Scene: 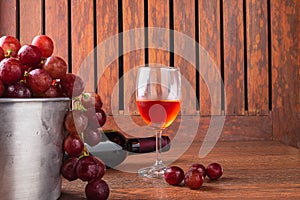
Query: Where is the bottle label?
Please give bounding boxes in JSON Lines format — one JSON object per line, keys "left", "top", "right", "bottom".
{"left": 139, "top": 136, "right": 170, "bottom": 153}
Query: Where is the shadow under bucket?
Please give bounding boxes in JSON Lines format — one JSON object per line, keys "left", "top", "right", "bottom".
{"left": 0, "top": 98, "right": 70, "bottom": 200}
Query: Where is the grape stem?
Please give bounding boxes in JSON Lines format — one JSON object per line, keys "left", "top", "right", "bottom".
{"left": 72, "top": 95, "right": 87, "bottom": 111}
{"left": 5, "top": 49, "right": 12, "bottom": 57}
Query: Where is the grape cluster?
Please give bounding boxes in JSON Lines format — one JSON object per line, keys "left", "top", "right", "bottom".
{"left": 164, "top": 162, "right": 223, "bottom": 190}
{"left": 62, "top": 92, "right": 109, "bottom": 200}
{"left": 0, "top": 35, "right": 84, "bottom": 98}
{"left": 0, "top": 34, "right": 109, "bottom": 199}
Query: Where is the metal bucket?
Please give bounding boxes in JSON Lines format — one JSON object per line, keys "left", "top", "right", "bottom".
{"left": 0, "top": 98, "right": 70, "bottom": 200}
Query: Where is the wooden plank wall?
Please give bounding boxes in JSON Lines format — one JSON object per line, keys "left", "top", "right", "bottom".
{"left": 0, "top": 0, "right": 299, "bottom": 147}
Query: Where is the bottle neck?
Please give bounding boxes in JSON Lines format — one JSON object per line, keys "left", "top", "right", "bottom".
{"left": 102, "top": 130, "right": 171, "bottom": 154}
{"left": 127, "top": 136, "right": 170, "bottom": 153}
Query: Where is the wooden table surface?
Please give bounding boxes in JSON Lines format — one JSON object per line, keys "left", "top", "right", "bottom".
{"left": 60, "top": 141, "right": 300, "bottom": 200}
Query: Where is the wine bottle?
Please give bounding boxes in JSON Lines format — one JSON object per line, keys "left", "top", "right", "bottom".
{"left": 86, "top": 140, "right": 127, "bottom": 168}
{"left": 86, "top": 130, "right": 171, "bottom": 168}
{"left": 102, "top": 130, "right": 171, "bottom": 153}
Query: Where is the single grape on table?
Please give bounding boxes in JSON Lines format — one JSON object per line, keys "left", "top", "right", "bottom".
{"left": 184, "top": 169, "right": 204, "bottom": 190}
{"left": 164, "top": 166, "right": 185, "bottom": 186}
{"left": 206, "top": 162, "right": 223, "bottom": 180}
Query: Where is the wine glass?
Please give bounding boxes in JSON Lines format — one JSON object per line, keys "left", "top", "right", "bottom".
{"left": 135, "top": 65, "right": 181, "bottom": 178}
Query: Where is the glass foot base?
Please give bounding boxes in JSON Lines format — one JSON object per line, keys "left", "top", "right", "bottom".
{"left": 138, "top": 161, "right": 166, "bottom": 178}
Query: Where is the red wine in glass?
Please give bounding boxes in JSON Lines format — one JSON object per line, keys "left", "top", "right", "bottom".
{"left": 136, "top": 100, "right": 180, "bottom": 128}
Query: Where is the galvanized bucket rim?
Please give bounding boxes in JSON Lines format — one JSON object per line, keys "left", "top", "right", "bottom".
{"left": 0, "top": 97, "right": 70, "bottom": 103}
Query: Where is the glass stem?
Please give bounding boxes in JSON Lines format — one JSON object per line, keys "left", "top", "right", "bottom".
{"left": 155, "top": 128, "right": 164, "bottom": 167}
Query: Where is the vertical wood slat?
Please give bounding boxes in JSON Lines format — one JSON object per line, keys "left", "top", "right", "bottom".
{"left": 173, "top": 0, "right": 197, "bottom": 115}
{"left": 199, "top": 0, "right": 222, "bottom": 115}
{"left": 246, "top": 0, "right": 269, "bottom": 115}
{"left": 223, "top": 0, "right": 245, "bottom": 115}
{"left": 0, "top": 0, "right": 17, "bottom": 37}
{"left": 148, "top": 0, "right": 170, "bottom": 66}
{"left": 45, "top": 0, "right": 68, "bottom": 66}
{"left": 271, "top": 0, "right": 300, "bottom": 113}
{"left": 19, "top": 0, "right": 42, "bottom": 44}
{"left": 271, "top": 0, "right": 300, "bottom": 148}
{"left": 71, "top": 0, "right": 95, "bottom": 92}
{"left": 122, "top": 0, "right": 145, "bottom": 115}
{"left": 96, "top": 0, "right": 119, "bottom": 115}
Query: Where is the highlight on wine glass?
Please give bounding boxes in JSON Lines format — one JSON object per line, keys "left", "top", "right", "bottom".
{"left": 135, "top": 65, "right": 181, "bottom": 178}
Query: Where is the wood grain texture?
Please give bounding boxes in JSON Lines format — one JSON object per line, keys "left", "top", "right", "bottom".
{"left": 271, "top": 0, "right": 300, "bottom": 148}
{"left": 0, "top": 0, "right": 17, "bottom": 36}
{"left": 173, "top": 0, "right": 197, "bottom": 115}
{"left": 199, "top": 0, "right": 222, "bottom": 115}
{"left": 19, "top": 0, "right": 42, "bottom": 44}
{"left": 246, "top": 0, "right": 269, "bottom": 115}
{"left": 122, "top": 0, "right": 145, "bottom": 115}
{"left": 71, "top": 0, "right": 95, "bottom": 91}
{"left": 148, "top": 0, "right": 170, "bottom": 66}
{"left": 96, "top": 0, "right": 119, "bottom": 115}
{"left": 45, "top": 0, "right": 69, "bottom": 66}
{"left": 60, "top": 141, "right": 300, "bottom": 199}
{"left": 223, "top": 0, "right": 245, "bottom": 115}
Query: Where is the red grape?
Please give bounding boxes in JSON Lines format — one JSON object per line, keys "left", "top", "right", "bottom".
{"left": 26, "top": 68, "right": 52, "bottom": 94}
{"left": 83, "top": 127, "right": 102, "bottom": 147}
{"left": 81, "top": 92, "right": 103, "bottom": 109}
{"left": 0, "top": 58, "right": 23, "bottom": 85}
{"left": 164, "top": 166, "right": 185, "bottom": 186}
{"left": 43, "top": 85, "right": 59, "bottom": 97}
{"left": 95, "top": 109, "right": 107, "bottom": 127}
{"left": 0, "top": 47, "right": 4, "bottom": 61}
{"left": 42, "top": 56, "right": 67, "bottom": 79}
{"left": 17, "top": 44, "right": 42, "bottom": 67}
{"left": 51, "top": 80, "right": 65, "bottom": 97}
{"left": 31, "top": 35, "right": 54, "bottom": 58}
{"left": 5, "top": 82, "right": 32, "bottom": 98}
{"left": 60, "top": 73, "right": 85, "bottom": 98}
{"left": 61, "top": 157, "right": 79, "bottom": 181}
{"left": 76, "top": 155, "right": 100, "bottom": 182}
{"left": 92, "top": 156, "right": 106, "bottom": 179}
{"left": 86, "top": 107, "right": 107, "bottom": 128}
{"left": 0, "top": 80, "right": 4, "bottom": 96}
{"left": 206, "top": 163, "right": 223, "bottom": 180}
{"left": 0, "top": 35, "right": 21, "bottom": 57}
{"left": 188, "top": 163, "right": 206, "bottom": 178}
{"left": 184, "top": 169, "right": 204, "bottom": 190}
{"left": 64, "top": 110, "right": 88, "bottom": 134}
{"left": 63, "top": 134, "right": 84, "bottom": 157}
{"left": 85, "top": 178, "right": 110, "bottom": 200}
